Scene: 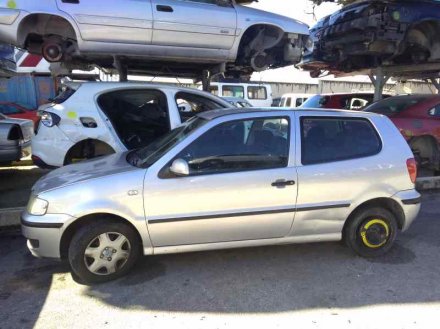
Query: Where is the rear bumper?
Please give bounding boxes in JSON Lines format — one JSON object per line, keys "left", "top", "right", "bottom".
{"left": 392, "top": 189, "right": 422, "bottom": 232}
{"left": 21, "top": 211, "right": 75, "bottom": 259}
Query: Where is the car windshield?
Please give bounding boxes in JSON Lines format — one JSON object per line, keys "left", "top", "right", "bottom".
{"left": 0, "top": 104, "right": 24, "bottom": 115}
{"left": 127, "top": 116, "right": 208, "bottom": 168}
{"left": 300, "top": 95, "right": 329, "bottom": 108}
{"left": 364, "top": 96, "right": 429, "bottom": 115}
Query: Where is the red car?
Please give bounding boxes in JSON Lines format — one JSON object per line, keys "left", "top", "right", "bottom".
{"left": 365, "top": 95, "right": 440, "bottom": 171}
{"left": 0, "top": 102, "right": 39, "bottom": 125}
{"left": 300, "top": 93, "right": 391, "bottom": 111}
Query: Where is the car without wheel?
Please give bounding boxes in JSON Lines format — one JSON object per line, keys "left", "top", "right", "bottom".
{"left": 0, "top": 113, "right": 33, "bottom": 165}
{"left": 364, "top": 94, "right": 440, "bottom": 171}
{"left": 22, "top": 108, "right": 421, "bottom": 284}
{"left": 0, "top": 0, "right": 310, "bottom": 81}
{"left": 31, "top": 82, "right": 232, "bottom": 168}
{"left": 299, "top": 0, "right": 440, "bottom": 78}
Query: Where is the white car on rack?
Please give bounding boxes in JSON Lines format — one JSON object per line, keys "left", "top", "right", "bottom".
{"left": 32, "top": 82, "right": 231, "bottom": 168}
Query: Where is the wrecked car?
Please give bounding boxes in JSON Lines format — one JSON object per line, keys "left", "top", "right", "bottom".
{"left": 0, "top": 0, "right": 309, "bottom": 81}
{"left": 31, "top": 82, "right": 232, "bottom": 168}
{"left": 299, "top": 0, "right": 440, "bottom": 77}
{"left": 365, "top": 94, "right": 440, "bottom": 172}
{"left": 0, "top": 113, "right": 33, "bottom": 165}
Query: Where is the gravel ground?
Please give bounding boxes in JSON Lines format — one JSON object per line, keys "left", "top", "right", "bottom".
{"left": 0, "top": 192, "right": 439, "bottom": 329}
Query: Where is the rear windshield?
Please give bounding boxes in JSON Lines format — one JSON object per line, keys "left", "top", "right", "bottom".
{"left": 52, "top": 87, "right": 77, "bottom": 104}
{"left": 300, "top": 95, "right": 329, "bottom": 108}
{"left": 365, "top": 96, "right": 429, "bottom": 115}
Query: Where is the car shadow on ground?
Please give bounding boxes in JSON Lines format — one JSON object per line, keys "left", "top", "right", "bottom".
{"left": 82, "top": 192, "right": 440, "bottom": 313}
{"left": 0, "top": 192, "right": 438, "bottom": 329}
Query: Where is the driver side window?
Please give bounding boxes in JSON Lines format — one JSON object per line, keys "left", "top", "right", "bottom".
{"left": 175, "top": 117, "right": 290, "bottom": 176}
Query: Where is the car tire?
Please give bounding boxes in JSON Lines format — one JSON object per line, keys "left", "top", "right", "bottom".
{"left": 344, "top": 207, "right": 398, "bottom": 258}
{"left": 68, "top": 221, "right": 141, "bottom": 285}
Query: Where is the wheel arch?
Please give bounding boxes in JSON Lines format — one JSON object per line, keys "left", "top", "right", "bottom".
{"left": 343, "top": 197, "right": 406, "bottom": 240}
{"left": 17, "top": 13, "right": 79, "bottom": 47}
{"left": 59, "top": 213, "right": 143, "bottom": 259}
{"left": 63, "top": 138, "right": 116, "bottom": 165}
{"left": 238, "top": 23, "right": 285, "bottom": 49}
{"left": 404, "top": 19, "right": 440, "bottom": 51}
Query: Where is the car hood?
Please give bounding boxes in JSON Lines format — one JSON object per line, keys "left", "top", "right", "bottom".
{"left": 32, "top": 152, "right": 142, "bottom": 194}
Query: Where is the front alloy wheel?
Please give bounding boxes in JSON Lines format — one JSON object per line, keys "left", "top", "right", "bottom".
{"left": 68, "top": 221, "right": 141, "bottom": 284}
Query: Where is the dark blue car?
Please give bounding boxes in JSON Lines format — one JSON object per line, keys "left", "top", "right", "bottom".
{"left": 299, "top": 0, "right": 440, "bottom": 77}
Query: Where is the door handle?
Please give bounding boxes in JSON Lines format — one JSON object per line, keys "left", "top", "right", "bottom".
{"left": 157, "top": 5, "right": 174, "bottom": 12}
{"left": 271, "top": 180, "right": 296, "bottom": 187}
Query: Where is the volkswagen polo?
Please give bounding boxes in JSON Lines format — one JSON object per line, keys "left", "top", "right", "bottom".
{"left": 22, "top": 108, "right": 421, "bottom": 284}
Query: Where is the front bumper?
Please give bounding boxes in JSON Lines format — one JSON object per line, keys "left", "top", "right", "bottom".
{"left": 32, "top": 125, "right": 74, "bottom": 167}
{"left": 392, "top": 189, "right": 422, "bottom": 232}
{"left": 21, "top": 211, "right": 75, "bottom": 259}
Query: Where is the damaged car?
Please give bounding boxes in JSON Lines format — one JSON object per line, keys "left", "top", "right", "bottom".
{"left": 0, "top": 113, "right": 33, "bottom": 165}
{"left": 31, "top": 82, "right": 232, "bottom": 168}
{"left": 364, "top": 94, "right": 440, "bottom": 172}
{"left": 299, "top": 0, "right": 440, "bottom": 77}
{"left": 0, "top": 0, "right": 309, "bottom": 81}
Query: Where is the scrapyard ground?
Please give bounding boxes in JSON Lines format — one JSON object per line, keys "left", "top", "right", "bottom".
{"left": 0, "top": 191, "right": 439, "bottom": 329}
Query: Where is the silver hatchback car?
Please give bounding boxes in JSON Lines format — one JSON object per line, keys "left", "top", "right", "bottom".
{"left": 22, "top": 108, "right": 421, "bottom": 284}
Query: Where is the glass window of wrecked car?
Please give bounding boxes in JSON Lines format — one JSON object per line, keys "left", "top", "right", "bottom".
{"left": 128, "top": 116, "right": 208, "bottom": 168}
{"left": 168, "top": 116, "right": 290, "bottom": 176}
{"left": 222, "top": 85, "right": 244, "bottom": 98}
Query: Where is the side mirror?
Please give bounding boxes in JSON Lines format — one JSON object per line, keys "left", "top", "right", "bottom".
{"left": 170, "top": 158, "right": 189, "bottom": 176}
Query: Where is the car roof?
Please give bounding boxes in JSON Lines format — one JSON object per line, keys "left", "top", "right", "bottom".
{"left": 65, "top": 81, "right": 230, "bottom": 101}
{"left": 197, "top": 107, "right": 379, "bottom": 120}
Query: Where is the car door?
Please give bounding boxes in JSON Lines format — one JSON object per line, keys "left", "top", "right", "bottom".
{"left": 151, "top": 0, "right": 237, "bottom": 49}
{"left": 143, "top": 114, "right": 297, "bottom": 247}
{"left": 56, "top": 0, "right": 153, "bottom": 44}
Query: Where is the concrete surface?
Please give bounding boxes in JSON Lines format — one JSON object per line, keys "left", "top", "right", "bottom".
{"left": 0, "top": 191, "right": 439, "bottom": 329}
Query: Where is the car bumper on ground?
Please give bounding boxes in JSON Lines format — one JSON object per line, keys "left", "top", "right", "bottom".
{"left": 392, "top": 189, "right": 422, "bottom": 232}
{"left": 21, "top": 211, "right": 75, "bottom": 259}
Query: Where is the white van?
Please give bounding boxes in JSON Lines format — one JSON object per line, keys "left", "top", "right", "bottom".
{"left": 280, "top": 93, "right": 311, "bottom": 108}
{"left": 207, "top": 82, "right": 273, "bottom": 107}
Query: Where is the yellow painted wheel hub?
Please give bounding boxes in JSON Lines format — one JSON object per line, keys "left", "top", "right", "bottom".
{"left": 360, "top": 219, "right": 390, "bottom": 249}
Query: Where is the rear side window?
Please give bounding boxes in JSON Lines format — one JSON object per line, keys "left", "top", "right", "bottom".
{"left": 301, "top": 117, "right": 381, "bottom": 165}
{"left": 222, "top": 85, "right": 244, "bottom": 98}
{"left": 248, "top": 86, "right": 267, "bottom": 100}
{"left": 0, "top": 104, "right": 24, "bottom": 115}
{"left": 52, "top": 87, "right": 76, "bottom": 104}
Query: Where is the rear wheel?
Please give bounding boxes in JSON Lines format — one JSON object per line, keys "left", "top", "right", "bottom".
{"left": 344, "top": 207, "right": 398, "bottom": 258}
{"left": 68, "top": 221, "right": 141, "bottom": 284}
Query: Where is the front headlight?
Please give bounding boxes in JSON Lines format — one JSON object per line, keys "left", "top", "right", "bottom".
{"left": 27, "top": 196, "right": 49, "bottom": 216}
{"left": 41, "top": 112, "right": 61, "bottom": 127}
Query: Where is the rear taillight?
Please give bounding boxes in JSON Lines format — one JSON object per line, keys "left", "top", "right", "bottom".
{"left": 406, "top": 158, "right": 417, "bottom": 184}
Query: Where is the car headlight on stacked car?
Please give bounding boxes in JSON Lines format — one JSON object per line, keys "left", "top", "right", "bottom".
{"left": 41, "top": 112, "right": 61, "bottom": 127}
{"left": 27, "top": 196, "right": 49, "bottom": 216}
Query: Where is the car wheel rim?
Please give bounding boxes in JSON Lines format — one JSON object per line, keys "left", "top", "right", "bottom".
{"left": 84, "top": 232, "right": 131, "bottom": 276}
{"left": 360, "top": 219, "right": 390, "bottom": 249}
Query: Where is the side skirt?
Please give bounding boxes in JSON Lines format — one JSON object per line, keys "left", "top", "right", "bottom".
{"left": 150, "top": 233, "right": 341, "bottom": 255}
